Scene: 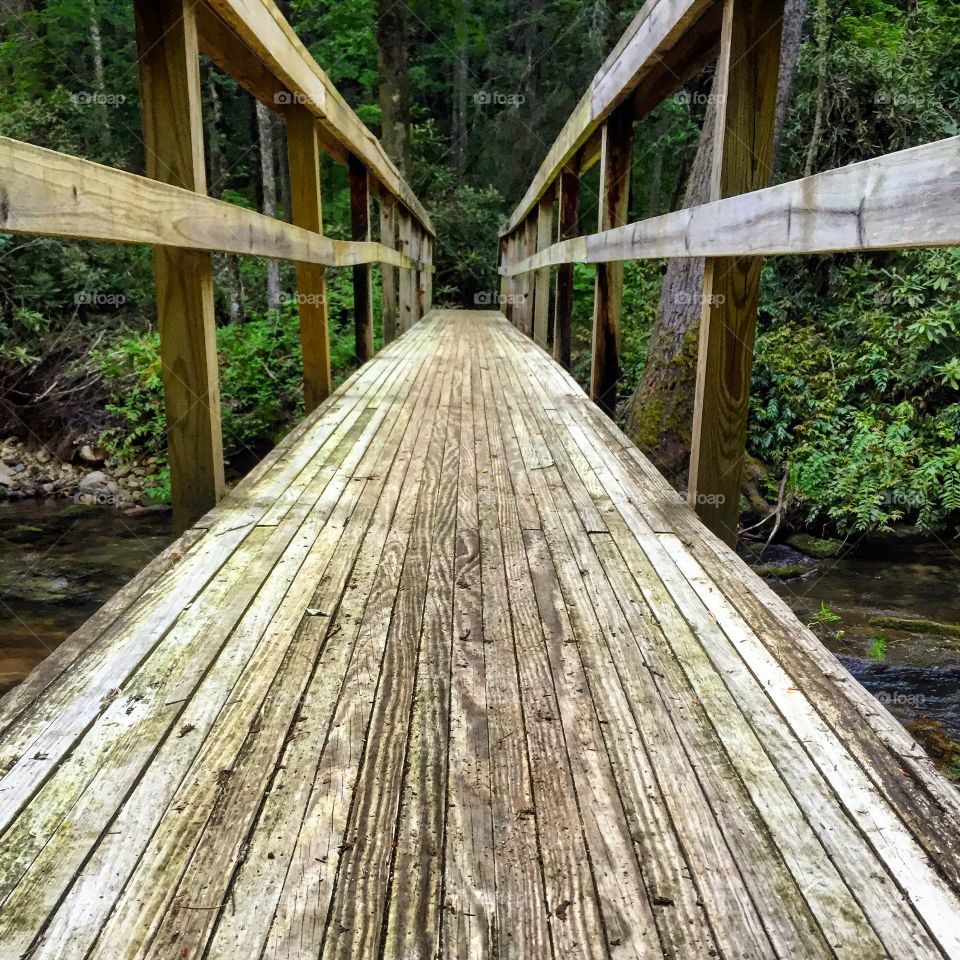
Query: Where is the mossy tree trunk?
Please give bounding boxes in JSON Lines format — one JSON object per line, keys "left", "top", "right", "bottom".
{"left": 623, "top": 0, "right": 809, "bottom": 489}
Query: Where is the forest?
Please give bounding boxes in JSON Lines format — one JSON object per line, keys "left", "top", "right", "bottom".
{"left": 0, "top": 0, "right": 959, "bottom": 538}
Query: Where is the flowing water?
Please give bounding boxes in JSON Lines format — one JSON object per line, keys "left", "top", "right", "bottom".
{"left": 1, "top": 500, "right": 958, "bottom": 755}
{"left": 0, "top": 500, "right": 173, "bottom": 693}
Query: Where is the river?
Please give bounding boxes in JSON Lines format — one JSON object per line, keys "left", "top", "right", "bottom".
{"left": 1, "top": 501, "right": 958, "bottom": 763}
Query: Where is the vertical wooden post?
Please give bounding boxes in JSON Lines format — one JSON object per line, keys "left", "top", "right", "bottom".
{"left": 499, "top": 235, "right": 511, "bottom": 313}
{"left": 380, "top": 195, "right": 399, "bottom": 344}
{"left": 398, "top": 210, "right": 414, "bottom": 332}
{"left": 533, "top": 190, "right": 554, "bottom": 349}
{"left": 134, "top": 0, "right": 224, "bottom": 534}
{"left": 554, "top": 164, "right": 580, "bottom": 369}
{"left": 504, "top": 234, "right": 517, "bottom": 323}
{"left": 688, "top": 0, "right": 784, "bottom": 545}
{"left": 590, "top": 103, "right": 633, "bottom": 415}
{"left": 422, "top": 235, "right": 434, "bottom": 314}
{"left": 522, "top": 215, "right": 537, "bottom": 336}
{"left": 349, "top": 154, "right": 374, "bottom": 362}
{"left": 286, "top": 105, "right": 331, "bottom": 413}
{"left": 414, "top": 228, "right": 426, "bottom": 321}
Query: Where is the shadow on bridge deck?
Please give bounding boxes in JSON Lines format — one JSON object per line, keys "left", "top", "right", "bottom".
{"left": 1, "top": 310, "right": 959, "bottom": 959}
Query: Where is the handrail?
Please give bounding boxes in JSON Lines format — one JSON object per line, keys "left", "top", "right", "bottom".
{"left": 0, "top": 138, "right": 430, "bottom": 271}
{"left": 497, "top": 0, "right": 960, "bottom": 548}
{"left": 501, "top": 136, "right": 960, "bottom": 272}
{"left": 0, "top": 0, "right": 434, "bottom": 533}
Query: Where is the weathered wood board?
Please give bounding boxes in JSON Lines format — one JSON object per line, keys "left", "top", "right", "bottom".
{"left": 1, "top": 311, "right": 959, "bottom": 960}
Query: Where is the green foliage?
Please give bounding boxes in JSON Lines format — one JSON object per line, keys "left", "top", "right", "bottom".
{"left": 753, "top": 249, "right": 960, "bottom": 532}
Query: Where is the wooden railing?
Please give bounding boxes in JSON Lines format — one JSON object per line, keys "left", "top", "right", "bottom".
{"left": 498, "top": 0, "right": 960, "bottom": 545}
{"left": 0, "top": 0, "right": 434, "bottom": 532}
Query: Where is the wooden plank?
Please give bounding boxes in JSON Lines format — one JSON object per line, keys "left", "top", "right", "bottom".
{"left": 590, "top": 104, "right": 633, "bottom": 415}
{"left": 350, "top": 154, "right": 375, "bottom": 362}
{"left": 554, "top": 165, "right": 580, "bottom": 369}
{"left": 474, "top": 338, "right": 552, "bottom": 958}
{"left": 533, "top": 192, "right": 554, "bottom": 348}
{"left": 134, "top": 0, "right": 224, "bottom": 533}
{"left": 484, "top": 337, "right": 662, "bottom": 957}
{"left": 688, "top": 0, "right": 784, "bottom": 544}
{"left": 0, "top": 137, "right": 415, "bottom": 270}
{"left": 380, "top": 197, "right": 399, "bottom": 343}
{"left": 501, "top": 0, "right": 717, "bottom": 236}
{"left": 441, "top": 324, "right": 496, "bottom": 959}
{"left": 201, "top": 0, "right": 434, "bottom": 234}
{"left": 500, "top": 136, "right": 960, "bottom": 278}
{"left": 380, "top": 333, "right": 463, "bottom": 959}
{"left": 287, "top": 105, "right": 332, "bottom": 413}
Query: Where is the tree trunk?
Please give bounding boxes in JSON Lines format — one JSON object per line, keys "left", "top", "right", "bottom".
{"left": 452, "top": 6, "right": 469, "bottom": 177}
{"left": 624, "top": 0, "right": 808, "bottom": 487}
{"left": 88, "top": 0, "right": 111, "bottom": 153}
{"left": 377, "top": 0, "right": 411, "bottom": 175}
{"left": 804, "top": 0, "right": 828, "bottom": 175}
{"left": 774, "top": 0, "right": 810, "bottom": 161}
{"left": 256, "top": 99, "right": 281, "bottom": 311}
{"left": 622, "top": 89, "right": 717, "bottom": 487}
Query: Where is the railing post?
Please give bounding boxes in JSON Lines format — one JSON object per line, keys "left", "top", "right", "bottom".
{"left": 534, "top": 189, "right": 555, "bottom": 349}
{"left": 398, "top": 210, "right": 414, "bottom": 332}
{"left": 286, "top": 105, "right": 332, "bottom": 413}
{"left": 349, "top": 154, "right": 374, "bottom": 362}
{"left": 522, "top": 215, "right": 537, "bottom": 336}
{"left": 554, "top": 164, "right": 580, "bottom": 369}
{"left": 688, "top": 0, "right": 784, "bottom": 545}
{"left": 504, "top": 234, "right": 517, "bottom": 323}
{"left": 423, "top": 235, "right": 434, "bottom": 314}
{"left": 134, "top": 0, "right": 224, "bottom": 534}
{"left": 380, "top": 195, "right": 399, "bottom": 344}
{"left": 415, "top": 228, "right": 426, "bottom": 320}
{"left": 590, "top": 104, "right": 633, "bottom": 415}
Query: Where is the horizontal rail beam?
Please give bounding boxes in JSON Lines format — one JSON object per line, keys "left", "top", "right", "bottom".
{"left": 500, "top": 136, "right": 960, "bottom": 274}
{"left": 0, "top": 137, "right": 435, "bottom": 271}
{"left": 501, "top": 0, "right": 719, "bottom": 236}
{"left": 202, "top": 0, "right": 434, "bottom": 235}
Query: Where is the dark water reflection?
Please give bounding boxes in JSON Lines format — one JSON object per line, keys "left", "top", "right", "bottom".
{"left": 0, "top": 500, "right": 173, "bottom": 694}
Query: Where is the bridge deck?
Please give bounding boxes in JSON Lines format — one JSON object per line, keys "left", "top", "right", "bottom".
{"left": 1, "top": 310, "right": 959, "bottom": 959}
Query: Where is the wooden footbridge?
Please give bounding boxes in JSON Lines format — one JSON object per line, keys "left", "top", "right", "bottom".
{"left": 3, "top": 0, "right": 960, "bottom": 958}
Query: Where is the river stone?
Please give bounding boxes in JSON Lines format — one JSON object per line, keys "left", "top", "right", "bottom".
{"left": 78, "top": 471, "right": 110, "bottom": 492}
{"left": 0, "top": 463, "right": 13, "bottom": 487}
